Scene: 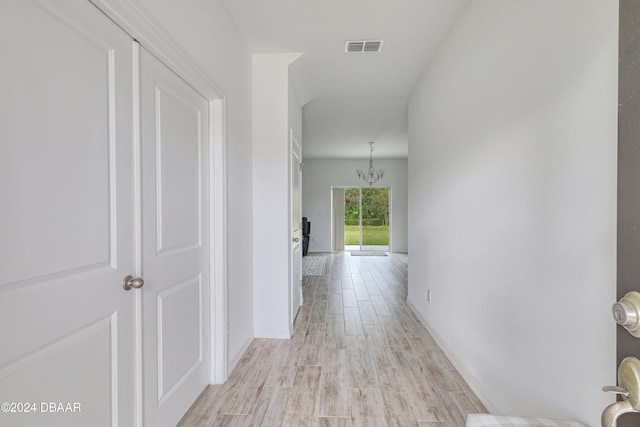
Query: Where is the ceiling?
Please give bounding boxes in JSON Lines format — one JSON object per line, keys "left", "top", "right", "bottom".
{"left": 222, "top": 0, "right": 470, "bottom": 159}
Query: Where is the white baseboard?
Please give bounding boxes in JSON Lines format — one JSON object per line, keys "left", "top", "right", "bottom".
{"left": 253, "top": 328, "right": 292, "bottom": 339}
{"left": 406, "top": 299, "right": 498, "bottom": 414}
{"left": 226, "top": 335, "right": 253, "bottom": 377}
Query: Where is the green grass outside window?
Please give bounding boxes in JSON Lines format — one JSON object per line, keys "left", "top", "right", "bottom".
{"left": 344, "top": 225, "right": 389, "bottom": 245}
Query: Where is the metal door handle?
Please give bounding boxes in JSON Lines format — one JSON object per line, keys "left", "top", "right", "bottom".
{"left": 293, "top": 237, "right": 299, "bottom": 242}
{"left": 612, "top": 291, "right": 640, "bottom": 337}
{"left": 602, "top": 357, "right": 640, "bottom": 426}
{"left": 603, "top": 385, "right": 631, "bottom": 398}
{"left": 123, "top": 275, "right": 144, "bottom": 291}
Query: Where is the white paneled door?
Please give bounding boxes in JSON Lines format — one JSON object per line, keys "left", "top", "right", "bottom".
{"left": 139, "top": 48, "right": 211, "bottom": 427}
{"left": 0, "top": 0, "right": 136, "bottom": 426}
{"left": 0, "top": 2, "right": 213, "bottom": 427}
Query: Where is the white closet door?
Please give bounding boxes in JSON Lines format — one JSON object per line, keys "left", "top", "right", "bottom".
{"left": 139, "top": 48, "right": 211, "bottom": 427}
{"left": 0, "top": 1, "right": 136, "bottom": 426}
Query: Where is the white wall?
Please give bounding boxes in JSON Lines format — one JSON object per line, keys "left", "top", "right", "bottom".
{"left": 302, "top": 159, "right": 408, "bottom": 253}
{"left": 125, "top": 0, "right": 255, "bottom": 371}
{"left": 407, "top": 1, "right": 618, "bottom": 424}
{"left": 289, "top": 77, "right": 302, "bottom": 143}
{"left": 252, "top": 54, "right": 302, "bottom": 338}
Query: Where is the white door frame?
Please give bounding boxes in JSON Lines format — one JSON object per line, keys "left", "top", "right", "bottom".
{"left": 90, "top": 0, "right": 229, "bottom": 397}
{"left": 289, "top": 130, "right": 303, "bottom": 327}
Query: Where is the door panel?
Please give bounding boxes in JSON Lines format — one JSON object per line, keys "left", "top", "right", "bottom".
{"left": 1, "top": 0, "right": 115, "bottom": 287}
{"left": 0, "top": 1, "right": 135, "bottom": 426}
{"left": 332, "top": 188, "right": 345, "bottom": 251}
{"left": 140, "top": 48, "right": 210, "bottom": 427}
{"left": 157, "top": 276, "right": 202, "bottom": 400}
{"left": 155, "top": 86, "right": 202, "bottom": 254}
{"left": 344, "top": 187, "right": 361, "bottom": 249}
{"left": 361, "top": 187, "right": 390, "bottom": 252}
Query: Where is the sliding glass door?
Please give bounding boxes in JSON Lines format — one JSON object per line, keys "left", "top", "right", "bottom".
{"left": 361, "top": 187, "right": 389, "bottom": 251}
{"left": 343, "top": 187, "right": 390, "bottom": 252}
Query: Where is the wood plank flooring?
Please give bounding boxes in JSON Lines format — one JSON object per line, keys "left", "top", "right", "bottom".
{"left": 178, "top": 252, "right": 487, "bottom": 426}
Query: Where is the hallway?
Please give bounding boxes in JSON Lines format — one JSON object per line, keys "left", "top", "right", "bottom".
{"left": 179, "top": 252, "right": 486, "bottom": 426}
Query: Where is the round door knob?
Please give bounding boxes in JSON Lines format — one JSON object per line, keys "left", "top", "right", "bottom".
{"left": 293, "top": 237, "right": 299, "bottom": 242}
{"left": 123, "top": 275, "right": 144, "bottom": 291}
{"left": 613, "top": 291, "right": 640, "bottom": 337}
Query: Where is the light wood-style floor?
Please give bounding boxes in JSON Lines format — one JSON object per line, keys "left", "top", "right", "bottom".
{"left": 178, "top": 252, "right": 487, "bottom": 426}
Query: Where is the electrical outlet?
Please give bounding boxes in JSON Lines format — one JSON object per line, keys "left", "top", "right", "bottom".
{"left": 427, "top": 290, "right": 432, "bottom": 303}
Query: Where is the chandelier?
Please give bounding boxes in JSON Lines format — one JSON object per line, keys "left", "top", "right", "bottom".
{"left": 357, "top": 141, "right": 384, "bottom": 186}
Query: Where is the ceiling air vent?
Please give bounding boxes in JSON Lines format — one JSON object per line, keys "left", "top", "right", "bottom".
{"left": 345, "top": 40, "right": 383, "bottom": 53}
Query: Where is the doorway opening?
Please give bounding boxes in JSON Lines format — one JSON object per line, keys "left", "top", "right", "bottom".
{"left": 334, "top": 186, "right": 390, "bottom": 252}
